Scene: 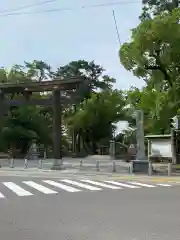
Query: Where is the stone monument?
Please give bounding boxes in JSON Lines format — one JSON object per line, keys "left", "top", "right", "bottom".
{"left": 132, "top": 110, "right": 148, "bottom": 173}
{"left": 136, "top": 110, "right": 146, "bottom": 160}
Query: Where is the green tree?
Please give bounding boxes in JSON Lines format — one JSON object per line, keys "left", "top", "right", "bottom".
{"left": 56, "top": 60, "right": 115, "bottom": 101}
{"left": 25, "top": 60, "right": 52, "bottom": 82}
{"left": 120, "top": 9, "right": 180, "bottom": 103}
{"left": 57, "top": 60, "right": 117, "bottom": 154}
{"left": 2, "top": 106, "right": 51, "bottom": 155}
{"left": 140, "top": 0, "right": 179, "bottom": 21}
{"left": 125, "top": 87, "right": 174, "bottom": 134}
{"left": 0, "top": 59, "right": 126, "bottom": 156}
{"left": 0, "top": 65, "right": 28, "bottom": 84}
{"left": 0, "top": 62, "right": 53, "bottom": 154}
{"left": 120, "top": 4, "right": 180, "bottom": 135}
{"left": 65, "top": 90, "right": 127, "bottom": 153}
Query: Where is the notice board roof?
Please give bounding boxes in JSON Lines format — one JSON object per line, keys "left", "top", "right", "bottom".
{"left": 145, "top": 134, "right": 171, "bottom": 139}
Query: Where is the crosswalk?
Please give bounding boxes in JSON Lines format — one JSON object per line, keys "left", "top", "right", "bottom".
{"left": 0, "top": 179, "right": 175, "bottom": 199}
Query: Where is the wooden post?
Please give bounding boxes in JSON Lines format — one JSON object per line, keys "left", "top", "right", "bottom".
{"left": 51, "top": 89, "right": 62, "bottom": 170}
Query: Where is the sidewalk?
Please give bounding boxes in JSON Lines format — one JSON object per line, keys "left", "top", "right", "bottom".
{"left": 0, "top": 167, "right": 180, "bottom": 182}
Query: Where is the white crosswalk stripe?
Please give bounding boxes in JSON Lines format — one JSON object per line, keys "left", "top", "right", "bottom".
{"left": 0, "top": 179, "right": 176, "bottom": 200}
{"left": 61, "top": 179, "right": 102, "bottom": 191}
{"left": 3, "top": 182, "right": 33, "bottom": 196}
{"left": 23, "top": 181, "right": 58, "bottom": 194}
{"left": 81, "top": 180, "right": 121, "bottom": 189}
{"left": 0, "top": 192, "right": 5, "bottom": 198}
{"left": 104, "top": 181, "right": 140, "bottom": 188}
{"left": 127, "top": 182, "right": 156, "bottom": 188}
{"left": 43, "top": 180, "right": 81, "bottom": 192}
{"left": 156, "top": 184, "right": 172, "bottom": 187}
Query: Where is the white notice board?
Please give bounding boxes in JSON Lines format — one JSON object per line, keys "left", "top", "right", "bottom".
{"left": 151, "top": 139, "right": 172, "bottom": 158}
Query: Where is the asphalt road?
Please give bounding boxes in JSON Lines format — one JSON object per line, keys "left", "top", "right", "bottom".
{"left": 0, "top": 176, "right": 180, "bottom": 239}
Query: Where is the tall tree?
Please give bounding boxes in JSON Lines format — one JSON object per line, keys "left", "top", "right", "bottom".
{"left": 120, "top": 9, "right": 180, "bottom": 133}
{"left": 56, "top": 60, "right": 115, "bottom": 101}
{"left": 126, "top": 86, "right": 174, "bottom": 134}
{"left": 120, "top": 8, "right": 180, "bottom": 97}
{"left": 25, "top": 60, "right": 52, "bottom": 82}
{"left": 65, "top": 90, "right": 127, "bottom": 153}
{"left": 0, "top": 63, "right": 53, "bottom": 154}
{"left": 2, "top": 106, "right": 51, "bottom": 155}
{"left": 140, "top": 0, "right": 180, "bottom": 21}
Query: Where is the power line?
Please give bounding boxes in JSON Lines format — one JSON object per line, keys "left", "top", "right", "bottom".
{"left": 0, "top": 0, "right": 59, "bottom": 15}
{"left": 0, "top": 1, "right": 140, "bottom": 17}
{"left": 112, "top": 10, "right": 121, "bottom": 46}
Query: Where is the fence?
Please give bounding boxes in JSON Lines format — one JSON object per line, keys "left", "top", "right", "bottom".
{"left": 0, "top": 154, "right": 179, "bottom": 176}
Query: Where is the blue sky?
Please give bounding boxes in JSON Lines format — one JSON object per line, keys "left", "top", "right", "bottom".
{"left": 0, "top": 0, "right": 144, "bottom": 91}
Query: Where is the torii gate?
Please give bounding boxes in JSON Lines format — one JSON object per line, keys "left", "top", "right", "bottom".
{"left": 0, "top": 77, "right": 86, "bottom": 170}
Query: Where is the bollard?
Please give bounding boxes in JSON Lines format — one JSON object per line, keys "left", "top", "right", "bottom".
{"left": 148, "top": 161, "right": 152, "bottom": 176}
{"left": 10, "top": 158, "right": 14, "bottom": 168}
{"left": 129, "top": 161, "right": 133, "bottom": 174}
{"left": 96, "top": 160, "right": 100, "bottom": 171}
{"left": 44, "top": 150, "right": 47, "bottom": 159}
{"left": 168, "top": 162, "right": 172, "bottom": 176}
{"left": 80, "top": 159, "right": 83, "bottom": 168}
{"left": 112, "top": 161, "right": 116, "bottom": 173}
{"left": 24, "top": 158, "right": 28, "bottom": 168}
{"left": 39, "top": 159, "right": 43, "bottom": 169}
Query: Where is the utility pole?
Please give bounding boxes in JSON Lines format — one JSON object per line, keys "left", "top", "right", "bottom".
{"left": 112, "top": 10, "right": 121, "bottom": 46}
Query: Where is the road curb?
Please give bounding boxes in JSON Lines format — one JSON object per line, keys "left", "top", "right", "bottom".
{"left": 0, "top": 169, "right": 180, "bottom": 182}
{"left": 111, "top": 175, "right": 180, "bottom": 182}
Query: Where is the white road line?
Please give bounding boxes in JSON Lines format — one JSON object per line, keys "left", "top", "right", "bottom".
{"left": 104, "top": 181, "right": 140, "bottom": 188}
{"left": 82, "top": 180, "right": 120, "bottom": 189}
{"left": 61, "top": 179, "right": 102, "bottom": 191}
{"left": 23, "top": 181, "right": 58, "bottom": 194}
{"left": 43, "top": 180, "right": 81, "bottom": 192}
{"left": 127, "top": 182, "right": 156, "bottom": 188}
{"left": 156, "top": 184, "right": 172, "bottom": 187}
{"left": 3, "top": 182, "right": 33, "bottom": 196}
{"left": 0, "top": 192, "right": 5, "bottom": 198}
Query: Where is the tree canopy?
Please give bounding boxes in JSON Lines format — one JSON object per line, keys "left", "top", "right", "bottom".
{"left": 0, "top": 60, "right": 129, "bottom": 156}
{"left": 140, "top": 0, "right": 180, "bottom": 21}
{"left": 119, "top": 0, "right": 180, "bottom": 136}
